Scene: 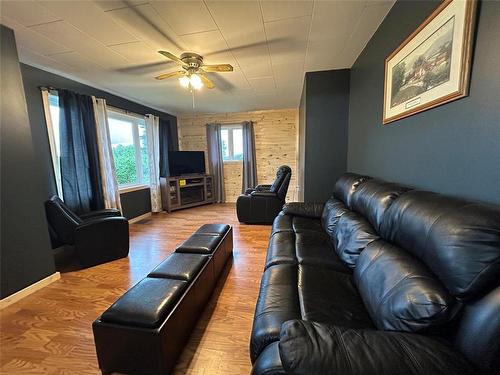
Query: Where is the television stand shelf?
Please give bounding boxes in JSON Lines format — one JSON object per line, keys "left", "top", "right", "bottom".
{"left": 160, "top": 174, "right": 214, "bottom": 213}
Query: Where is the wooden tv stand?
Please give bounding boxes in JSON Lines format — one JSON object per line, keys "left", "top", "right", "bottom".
{"left": 160, "top": 174, "right": 214, "bottom": 213}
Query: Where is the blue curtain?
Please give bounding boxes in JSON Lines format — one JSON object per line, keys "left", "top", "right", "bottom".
{"left": 58, "top": 89, "right": 104, "bottom": 213}
{"left": 242, "top": 121, "right": 257, "bottom": 193}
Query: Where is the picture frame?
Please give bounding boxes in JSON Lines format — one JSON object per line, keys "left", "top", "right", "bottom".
{"left": 383, "top": 0, "right": 477, "bottom": 124}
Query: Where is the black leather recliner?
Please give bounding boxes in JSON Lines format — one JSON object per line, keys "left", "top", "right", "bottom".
{"left": 236, "top": 165, "right": 292, "bottom": 224}
{"left": 45, "top": 196, "right": 129, "bottom": 267}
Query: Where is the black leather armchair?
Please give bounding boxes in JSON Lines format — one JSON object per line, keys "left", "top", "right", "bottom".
{"left": 45, "top": 196, "right": 129, "bottom": 267}
{"left": 236, "top": 165, "right": 292, "bottom": 224}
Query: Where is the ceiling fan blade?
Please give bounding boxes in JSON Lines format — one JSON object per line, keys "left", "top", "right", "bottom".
{"left": 202, "top": 64, "right": 233, "bottom": 73}
{"left": 158, "top": 51, "right": 185, "bottom": 66}
{"left": 155, "top": 71, "right": 185, "bottom": 80}
{"left": 199, "top": 74, "right": 215, "bottom": 89}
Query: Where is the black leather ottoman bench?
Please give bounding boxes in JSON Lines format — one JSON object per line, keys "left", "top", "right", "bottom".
{"left": 92, "top": 224, "right": 232, "bottom": 375}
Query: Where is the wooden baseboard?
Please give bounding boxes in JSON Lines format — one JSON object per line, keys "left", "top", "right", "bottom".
{"left": 0, "top": 272, "right": 61, "bottom": 310}
{"left": 128, "top": 212, "right": 152, "bottom": 224}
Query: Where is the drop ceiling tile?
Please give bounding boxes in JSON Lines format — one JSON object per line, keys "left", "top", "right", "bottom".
{"left": 265, "top": 16, "right": 310, "bottom": 65}
{"left": 206, "top": 1, "right": 266, "bottom": 47}
{"left": 305, "top": 1, "right": 366, "bottom": 71}
{"left": 0, "top": 16, "right": 71, "bottom": 56}
{"left": 41, "top": 1, "right": 138, "bottom": 46}
{"left": 47, "top": 51, "right": 103, "bottom": 71}
{"left": 272, "top": 60, "right": 304, "bottom": 88}
{"left": 151, "top": 1, "right": 217, "bottom": 36}
{"left": 106, "top": 4, "right": 186, "bottom": 53}
{"left": 0, "top": 1, "right": 61, "bottom": 27}
{"left": 261, "top": 1, "right": 313, "bottom": 22}
{"left": 241, "top": 61, "right": 273, "bottom": 79}
{"left": 338, "top": 1, "right": 394, "bottom": 67}
{"left": 181, "top": 30, "right": 228, "bottom": 56}
{"left": 96, "top": 1, "right": 149, "bottom": 12}
{"left": 248, "top": 76, "right": 276, "bottom": 92}
{"left": 108, "top": 41, "right": 163, "bottom": 64}
{"left": 31, "top": 21, "right": 128, "bottom": 68}
{"left": 307, "top": 1, "right": 365, "bottom": 43}
{"left": 17, "top": 47, "right": 75, "bottom": 73}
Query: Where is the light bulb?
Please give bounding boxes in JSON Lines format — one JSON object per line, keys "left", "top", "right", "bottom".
{"left": 179, "top": 75, "right": 190, "bottom": 88}
{"left": 190, "top": 74, "right": 203, "bottom": 90}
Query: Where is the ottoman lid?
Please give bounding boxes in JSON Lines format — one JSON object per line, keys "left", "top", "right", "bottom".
{"left": 148, "top": 253, "right": 208, "bottom": 281}
{"left": 195, "top": 223, "right": 230, "bottom": 236}
{"left": 101, "top": 277, "right": 187, "bottom": 328}
{"left": 176, "top": 234, "right": 221, "bottom": 255}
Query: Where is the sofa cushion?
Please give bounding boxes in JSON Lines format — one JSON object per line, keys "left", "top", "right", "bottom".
{"left": 148, "top": 253, "right": 208, "bottom": 282}
{"left": 195, "top": 223, "right": 230, "bottom": 236}
{"left": 332, "top": 173, "right": 371, "bottom": 208}
{"left": 334, "top": 211, "right": 379, "bottom": 269}
{"left": 321, "top": 197, "right": 349, "bottom": 239}
{"left": 295, "top": 232, "right": 350, "bottom": 273}
{"left": 350, "top": 179, "right": 410, "bottom": 232}
{"left": 176, "top": 233, "right": 221, "bottom": 254}
{"left": 292, "top": 216, "right": 323, "bottom": 233}
{"left": 298, "top": 265, "right": 373, "bottom": 328}
{"left": 250, "top": 264, "right": 301, "bottom": 363}
{"left": 272, "top": 213, "right": 293, "bottom": 235}
{"left": 101, "top": 278, "right": 187, "bottom": 328}
{"left": 279, "top": 320, "right": 477, "bottom": 375}
{"left": 381, "top": 191, "right": 500, "bottom": 300}
{"left": 251, "top": 342, "right": 285, "bottom": 375}
{"left": 265, "top": 232, "right": 297, "bottom": 269}
{"left": 354, "top": 240, "right": 459, "bottom": 333}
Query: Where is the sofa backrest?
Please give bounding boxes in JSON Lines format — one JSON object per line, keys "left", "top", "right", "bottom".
{"left": 321, "top": 173, "right": 500, "bottom": 372}
{"left": 45, "top": 195, "right": 82, "bottom": 244}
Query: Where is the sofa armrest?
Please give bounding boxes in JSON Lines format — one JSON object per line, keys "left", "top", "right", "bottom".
{"left": 251, "top": 191, "right": 278, "bottom": 197}
{"left": 279, "top": 320, "right": 476, "bottom": 375}
{"left": 281, "top": 202, "right": 324, "bottom": 218}
{"left": 75, "top": 217, "right": 129, "bottom": 267}
{"left": 79, "top": 209, "right": 122, "bottom": 220}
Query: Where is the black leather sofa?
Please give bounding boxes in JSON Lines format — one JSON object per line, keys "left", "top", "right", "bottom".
{"left": 45, "top": 196, "right": 129, "bottom": 267}
{"left": 236, "top": 165, "right": 292, "bottom": 224}
{"left": 250, "top": 173, "right": 500, "bottom": 375}
{"left": 93, "top": 224, "right": 233, "bottom": 375}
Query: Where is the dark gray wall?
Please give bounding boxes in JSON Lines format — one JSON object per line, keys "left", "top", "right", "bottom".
{"left": 348, "top": 0, "right": 500, "bottom": 204}
{"left": 1, "top": 26, "right": 56, "bottom": 298}
{"left": 303, "top": 69, "right": 350, "bottom": 202}
{"left": 20, "top": 63, "right": 179, "bottom": 218}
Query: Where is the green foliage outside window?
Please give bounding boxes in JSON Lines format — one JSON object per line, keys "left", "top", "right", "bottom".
{"left": 112, "top": 144, "right": 137, "bottom": 185}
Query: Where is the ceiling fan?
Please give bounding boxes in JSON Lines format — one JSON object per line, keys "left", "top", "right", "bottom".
{"left": 155, "top": 51, "right": 233, "bottom": 90}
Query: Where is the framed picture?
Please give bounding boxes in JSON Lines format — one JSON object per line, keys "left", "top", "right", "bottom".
{"left": 383, "top": 0, "right": 477, "bottom": 124}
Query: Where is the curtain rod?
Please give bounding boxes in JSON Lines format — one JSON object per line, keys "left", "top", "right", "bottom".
{"left": 38, "top": 86, "right": 150, "bottom": 119}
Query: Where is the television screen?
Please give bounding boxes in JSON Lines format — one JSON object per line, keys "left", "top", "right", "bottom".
{"left": 168, "top": 151, "right": 206, "bottom": 176}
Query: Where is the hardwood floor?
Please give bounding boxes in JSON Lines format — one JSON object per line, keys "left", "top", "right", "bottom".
{"left": 0, "top": 203, "right": 271, "bottom": 375}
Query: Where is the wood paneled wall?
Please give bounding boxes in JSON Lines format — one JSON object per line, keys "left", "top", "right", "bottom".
{"left": 178, "top": 109, "right": 299, "bottom": 202}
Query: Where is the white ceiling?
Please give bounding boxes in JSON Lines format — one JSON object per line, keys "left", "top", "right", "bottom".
{"left": 1, "top": 0, "right": 394, "bottom": 115}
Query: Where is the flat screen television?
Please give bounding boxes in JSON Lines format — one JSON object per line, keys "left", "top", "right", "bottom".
{"left": 168, "top": 151, "right": 206, "bottom": 176}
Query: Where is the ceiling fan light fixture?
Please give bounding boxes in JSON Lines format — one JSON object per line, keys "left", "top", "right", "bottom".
{"left": 179, "top": 75, "right": 190, "bottom": 88}
{"left": 190, "top": 74, "right": 203, "bottom": 90}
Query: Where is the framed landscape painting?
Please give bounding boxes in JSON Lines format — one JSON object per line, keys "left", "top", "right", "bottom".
{"left": 383, "top": 0, "right": 477, "bottom": 124}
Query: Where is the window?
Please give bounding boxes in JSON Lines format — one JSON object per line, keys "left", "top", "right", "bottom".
{"left": 221, "top": 125, "right": 243, "bottom": 161}
{"left": 107, "top": 109, "right": 150, "bottom": 188}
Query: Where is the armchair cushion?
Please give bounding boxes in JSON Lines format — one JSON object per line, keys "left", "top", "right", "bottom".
{"left": 282, "top": 203, "right": 324, "bottom": 219}
{"left": 279, "top": 320, "right": 476, "bottom": 375}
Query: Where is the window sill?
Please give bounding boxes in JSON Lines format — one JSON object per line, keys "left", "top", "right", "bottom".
{"left": 119, "top": 184, "right": 150, "bottom": 194}
{"left": 223, "top": 160, "right": 243, "bottom": 164}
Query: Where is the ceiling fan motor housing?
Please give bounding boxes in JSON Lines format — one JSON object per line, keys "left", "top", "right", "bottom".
{"left": 180, "top": 52, "right": 204, "bottom": 69}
